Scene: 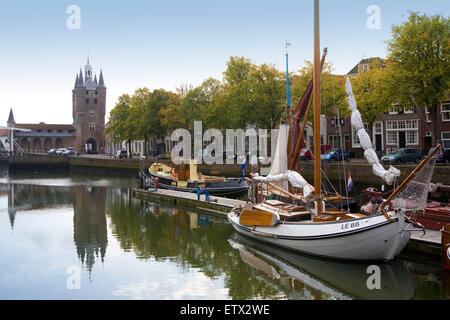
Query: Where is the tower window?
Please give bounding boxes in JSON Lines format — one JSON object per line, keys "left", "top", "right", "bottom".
{"left": 94, "top": 99, "right": 97, "bottom": 105}
{"left": 86, "top": 99, "right": 89, "bottom": 104}
{"left": 89, "top": 109, "right": 95, "bottom": 117}
{"left": 89, "top": 122, "right": 95, "bottom": 131}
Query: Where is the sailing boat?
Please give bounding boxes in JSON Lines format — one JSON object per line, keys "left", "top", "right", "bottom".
{"left": 227, "top": 0, "right": 441, "bottom": 261}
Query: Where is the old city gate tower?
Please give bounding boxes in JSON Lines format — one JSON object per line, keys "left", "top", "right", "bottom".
{"left": 72, "top": 58, "right": 106, "bottom": 153}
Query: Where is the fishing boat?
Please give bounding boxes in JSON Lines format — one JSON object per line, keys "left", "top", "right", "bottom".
{"left": 148, "top": 160, "right": 249, "bottom": 197}
{"left": 227, "top": 0, "right": 440, "bottom": 261}
{"left": 361, "top": 187, "right": 450, "bottom": 231}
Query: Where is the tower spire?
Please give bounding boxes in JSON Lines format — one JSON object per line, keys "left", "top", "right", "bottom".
{"left": 78, "top": 68, "right": 85, "bottom": 87}
{"left": 74, "top": 74, "right": 79, "bottom": 88}
{"left": 7, "top": 108, "right": 15, "bottom": 124}
{"left": 98, "top": 70, "right": 105, "bottom": 88}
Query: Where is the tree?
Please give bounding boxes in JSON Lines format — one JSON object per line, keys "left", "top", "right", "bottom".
{"left": 351, "top": 58, "right": 394, "bottom": 135}
{"left": 386, "top": 12, "right": 450, "bottom": 143}
{"left": 105, "top": 94, "right": 133, "bottom": 154}
{"left": 291, "top": 61, "right": 348, "bottom": 121}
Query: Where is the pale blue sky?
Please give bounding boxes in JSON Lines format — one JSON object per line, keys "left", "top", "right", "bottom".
{"left": 0, "top": 0, "right": 448, "bottom": 124}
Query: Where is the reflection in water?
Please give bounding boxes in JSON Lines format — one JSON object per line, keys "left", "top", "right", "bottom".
{"left": 0, "top": 167, "right": 445, "bottom": 299}
{"left": 73, "top": 186, "right": 108, "bottom": 276}
{"left": 229, "top": 233, "right": 415, "bottom": 300}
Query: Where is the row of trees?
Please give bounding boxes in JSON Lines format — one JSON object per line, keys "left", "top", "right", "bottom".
{"left": 106, "top": 12, "right": 449, "bottom": 152}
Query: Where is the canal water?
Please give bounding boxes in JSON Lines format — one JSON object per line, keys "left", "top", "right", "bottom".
{"left": 0, "top": 165, "right": 447, "bottom": 300}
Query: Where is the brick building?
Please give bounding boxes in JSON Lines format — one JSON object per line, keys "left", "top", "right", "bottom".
{"left": 7, "top": 58, "right": 106, "bottom": 154}
{"left": 325, "top": 58, "right": 450, "bottom": 157}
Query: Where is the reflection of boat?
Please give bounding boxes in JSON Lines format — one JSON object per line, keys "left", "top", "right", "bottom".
{"left": 229, "top": 233, "right": 415, "bottom": 300}
{"left": 149, "top": 161, "right": 248, "bottom": 197}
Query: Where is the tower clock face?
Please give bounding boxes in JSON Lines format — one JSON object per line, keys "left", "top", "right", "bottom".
{"left": 88, "top": 90, "right": 96, "bottom": 96}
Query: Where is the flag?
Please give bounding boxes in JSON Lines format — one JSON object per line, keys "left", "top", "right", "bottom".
{"left": 347, "top": 172, "right": 353, "bottom": 192}
{"left": 241, "top": 156, "right": 247, "bottom": 180}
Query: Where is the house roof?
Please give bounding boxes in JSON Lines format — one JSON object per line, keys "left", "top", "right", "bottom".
{"left": 14, "top": 123, "right": 75, "bottom": 131}
{"left": 347, "top": 57, "right": 386, "bottom": 75}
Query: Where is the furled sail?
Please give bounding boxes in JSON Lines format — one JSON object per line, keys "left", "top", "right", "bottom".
{"left": 345, "top": 77, "right": 400, "bottom": 185}
{"left": 253, "top": 123, "right": 314, "bottom": 197}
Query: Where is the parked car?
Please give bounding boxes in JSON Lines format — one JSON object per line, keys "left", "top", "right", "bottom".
{"left": 299, "top": 147, "right": 313, "bottom": 160}
{"left": 48, "top": 149, "right": 57, "bottom": 155}
{"left": 116, "top": 150, "right": 128, "bottom": 159}
{"left": 309, "top": 144, "right": 332, "bottom": 155}
{"left": 55, "top": 148, "right": 67, "bottom": 155}
{"left": 381, "top": 148, "right": 422, "bottom": 164}
{"left": 320, "top": 148, "right": 351, "bottom": 162}
{"left": 63, "top": 149, "right": 76, "bottom": 156}
{"left": 431, "top": 147, "right": 450, "bottom": 164}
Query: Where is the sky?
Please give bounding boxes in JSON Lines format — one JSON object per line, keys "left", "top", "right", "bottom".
{"left": 0, "top": 0, "right": 448, "bottom": 124}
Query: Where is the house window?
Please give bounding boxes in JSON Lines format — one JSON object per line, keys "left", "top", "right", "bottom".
{"left": 374, "top": 122, "right": 382, "bottom": 134}
{"left": 387, "top": 131, "right": 398, "bottom": 145}
{"left": 406, "top": 131, "right": 418, "bottom": 145}
{"left": 328, "top": 135, "right": 341, "bottom": 149}
{"left": 403, "top": 106, "right": 414, "bottom": 114}
{"left": 425, "top": 108, "right": 432, "bottom": 123}
{"left": 389, "top": 109, "right": 398, "bottom": 115}
{"left": 352, "top": 123, "right": 369, "bottom": 148}
{"left": 385, "top": 119, "right": 419, "bottom": 146}
{"left": 441, "top": 102, "right": 450, "bottom": 122}
{"left": 89, "top": 109, "right": 95, "bottom": 117}
{"left": 89, "top": 122, "right": 95, "bottom": 131}
{"left": 442, "top": 132, "right": 450, "bottom": 148}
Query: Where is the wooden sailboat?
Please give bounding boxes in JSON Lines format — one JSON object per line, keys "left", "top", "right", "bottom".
{"left": 227, "top": 0, "right": 441, "bottom": 261}
{"left": 148, "top": 160, "right": 249, "bottom": 197}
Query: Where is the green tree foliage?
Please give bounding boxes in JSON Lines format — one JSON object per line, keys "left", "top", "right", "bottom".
{"left": 291, "top": 61, "right": 348, "bottom": 121}
{"left": 386, "top": 12, "right": 450, "bottom": 142}
{"left": 350, "top": 58, "right": 393, "bottom": 125}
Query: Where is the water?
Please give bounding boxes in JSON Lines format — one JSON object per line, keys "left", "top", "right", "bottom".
{"left": 0, "top": 166, "right": 447, "bottom": 300}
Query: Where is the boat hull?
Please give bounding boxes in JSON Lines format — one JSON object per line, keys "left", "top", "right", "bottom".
{"left": 149, "top": 172, "right": 249, "bottom": 197}
{"left": 228, "top": 212, "right": 411, "bottom": 262}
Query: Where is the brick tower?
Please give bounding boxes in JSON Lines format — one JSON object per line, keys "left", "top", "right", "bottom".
{"left": 72, "top": 57, "right": 106, "bottom": 154}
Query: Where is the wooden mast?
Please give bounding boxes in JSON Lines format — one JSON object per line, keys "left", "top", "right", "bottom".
{"left": 313, "top": 0, "right": 322, "bottom": 213}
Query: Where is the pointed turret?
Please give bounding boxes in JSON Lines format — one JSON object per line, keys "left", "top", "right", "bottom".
{"left": 74, "top": 74, "right": 79, "bottom": 88}
{"left": 94, "top": 74, "right": 98, "bottom": 85}
{"left": 7, "top": 108, "right": 15, "bottom": 125}
{"left": 98, "top": 70, "right": 105, "bottom": 88}
{"left": 78, "top": 68, "right": 85, "bottom": 87}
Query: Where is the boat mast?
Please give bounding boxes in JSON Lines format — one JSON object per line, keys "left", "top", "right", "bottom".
{"left": 313, "top": 0, "right": 322, "bottom": 213}
{"left": 286, "top": 41, "right": 293, "bottom": 170}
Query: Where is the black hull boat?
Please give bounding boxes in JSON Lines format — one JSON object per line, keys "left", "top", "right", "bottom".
{"left": 149, "top": 162, "right": 249, "bottom": 197}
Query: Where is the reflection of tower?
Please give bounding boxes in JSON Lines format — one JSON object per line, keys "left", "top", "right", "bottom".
{"left": 72, "top": 186, "right": 108, "bottom": 277}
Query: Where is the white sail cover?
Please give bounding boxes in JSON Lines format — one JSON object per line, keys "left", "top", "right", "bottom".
{"left": 253, "top": 123, "right": 314, "bottom": 198}
{"left": 345, "top": 77, "right": 400, "bottom": 185}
